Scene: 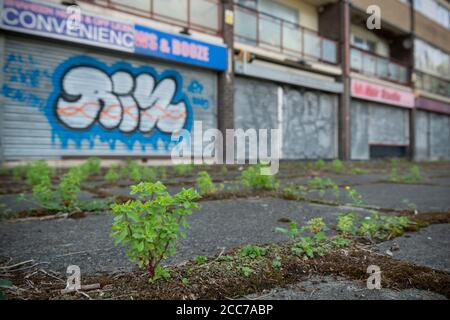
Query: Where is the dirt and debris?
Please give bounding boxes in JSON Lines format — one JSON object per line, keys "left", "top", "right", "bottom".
{"left": 1, "top": 244, "right": 449, "bottom": 300}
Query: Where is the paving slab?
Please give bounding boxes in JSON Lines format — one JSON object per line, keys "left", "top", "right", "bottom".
{"left": 377, "top": 224, "right": 450, "bottom": 273}
{"left": 242, "top": 276, "right": 446, "bottom": 300}
{"left": 0, "top": 198, "right": 370, "bottom": 275}
{"left": 307, "top": 183, "right": 450, "bottom": 212}
{"left": 0, "top": 191, "right": 96, "bottom": 214}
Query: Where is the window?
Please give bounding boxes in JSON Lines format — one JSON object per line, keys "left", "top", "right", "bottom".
{"left": 110, "top": 0, "right": 150, "bottom": 11}
{"left": 235, "top": 0, "right": 299, "bottom": 49}
{"left": 414, "top": 0, "right": 450, "bottom": 29}
{"left": 415, "top": 39, "right": 450, "bottom": 78}
{"left": 437, "top": 4, "right": 450, "bottom": 28}
{"left": 352, "top": 36, "right": 376, "bottom": 53}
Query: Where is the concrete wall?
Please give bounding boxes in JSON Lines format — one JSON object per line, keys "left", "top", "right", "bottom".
{"left": 234, "top": 76, "right": 338, "bottom": 160}
{"left": 351, "top": 0, "right": 411, "bottom": 33}
{"left": 0, "top": 35, "right": 218, "bottom": 160}
{"left": 415, "top": 110, "right": 450, "bottom": 160}
{"left": 351, "top": 99, "right": 410, "bottom": 160}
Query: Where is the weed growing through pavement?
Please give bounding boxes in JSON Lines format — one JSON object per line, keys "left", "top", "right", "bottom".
{"left": 105, "top": 165, "right": 120, "bottom": 184}
{"left": 329, "top": 159, "right": 344, "bottom": 173}
{"left": 241, "top": 164, "right": 279, "bottom": 191}
{"left": 196, "top": 171, "right": 222, "bottom": 195}
{"left": 110, "top": 181, "right": 200, "bottom": 282}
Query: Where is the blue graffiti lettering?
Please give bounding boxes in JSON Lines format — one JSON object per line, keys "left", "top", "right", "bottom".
{"left": 187, "top": 79, "right": 204, "bottom": 94}
{"left": 192, "top": 97, "right": 210, "bottom": 109}
{"left": 3, "top": 53, "right": 51, "bottom": 88}
{"left": 1, "top": 84, "right": 45, "bottom": 109}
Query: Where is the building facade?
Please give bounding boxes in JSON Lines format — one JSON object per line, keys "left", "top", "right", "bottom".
{"left": 0, "top": 0, "right": 449, "bottom": 163}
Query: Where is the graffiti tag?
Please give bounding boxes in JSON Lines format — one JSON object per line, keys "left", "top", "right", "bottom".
{"left": 47, "top": 56, "right": 193, "bottom": 150}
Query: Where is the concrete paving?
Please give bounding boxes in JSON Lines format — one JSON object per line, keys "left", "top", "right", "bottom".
{"left": 0, "top": 198, "right": 370, "bottom": 274}
{"left": 377, "top": 224, "right": 450, "bottom": 272}
{"left": 243, "top": 276, "right": 446, "bottom": 300}
{"left": 0, "top": 168, "right": 449, "bottom": 299}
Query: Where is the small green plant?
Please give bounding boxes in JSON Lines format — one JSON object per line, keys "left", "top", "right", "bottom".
{"left": 13, "top": 165, "right": 28, "bottom": 181}
{"left": 275, "top": 222, "right": 301, "bottom": 241}
{"left": 241, "top": 164, "right": 279, "bottom": 191}
{"left": 181, "top": 277, "right": 190, "bottom": 286}
{"left": 26, "top": 160, "right": 53, "bottom": 187}
{"left": 314, "top": 159, "right": 326, "bottom": 170}
{"left": 19, "top": 165, "right": 105, "bottom": 212}
{"left": 336, "top": 213, "right": 357, "bottom": 236}
{"left": 404, "top": 165, "right": 422, "bottom": 182}
{"left": 330, "top": 236, "right": 351, "bottom": 248}
{"left": 58, "top": 167, "right": 82, "bottom": 209}
{"left": 105, "top": 165, "right": 120, "bottom": 183}
{"left": 218, "top": 255, "right": 234, "bottom": 262}
{"left": 337, "top": 212, "right": 416, "bottom": 241}
{"left": 195, "top": 255, "right": 208, "bottom": 264}
{"left": 128, "top": 161, "right": 142, "bottom": 183}
{"left": 388, "top": 159, "right": 400, "bottom": 181}
{"left": 306, "top": 217, "right": 327, "bottom": 234}
{"left": 78, "top": 198, "right": 112, "bottom": 212}
{"left": 220, "top": 165, "right": 228, "bottom": 175}
{"left": 29, "top": 182, "right": 59, "bottom": 210}
{"left": 174, "top": 164, "right": 194, "bottom": 175}
{"left": 401, "top": 198, "right": 417, "bottom": 211}
{"left": 283, "top": 184, "right": 307, "bottom": 200}
{"left": 81, "top": 157, "right": 101, "bottom": 177}
{"left": 272, "top": 256, "right": 282, "bottom": 269}
{"left": 329, "top": 159, "right": 344, "bottom": 173}
{"left": 141, "top": 166, "right": 157, "bottom": 182}
{"left": 196, "top": 171, "right": 217, "bottom": 195}
{"left": 351, "top": 167, "right": 368, "bottom": 175}
{"left": 158, "top": 166, "right": 167, "bottom": 180}
{"left": 307, "top": 177, "right": 336, "bottom": 190}
{"left": 239, "top": 245, "right": 267, "bottom": 259}
{"left": 276, "top": 219, "right": 331, "bottom": 258}
{"left": 346, "top": 186, "right": 365, "bottom": 206}
{"left": 110, "top": 182, "right": 200, "bottom": 282}
{"left": 239, "top": 266, "right": 254, "bottom": 277}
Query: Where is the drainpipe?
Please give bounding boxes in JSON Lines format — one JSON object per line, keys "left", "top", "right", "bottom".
{"left": 409, "top": 0, "right": 416, "bottom": 160}
{"left": 218, "top": 0, "right": 235, "bottom": 163}
{"left": 339, "top": 0, "right": 351, "bottom": 161}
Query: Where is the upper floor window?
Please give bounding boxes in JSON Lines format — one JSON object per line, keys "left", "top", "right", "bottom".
{"left": 235, "top": 0, "right": 299, "bottom": 49}
{"left": 414, "top": 0, "right": 450, "bottom": 29}
{"left": 104, "top": 0, "right": 220, "bottom": 34}
{"left": 352, "top": 36, "right": 376, "bottom": 53}
{"left": 415, "top": 39, "right": 450, "bottom": 78}
{"left": 236, "top": 0, "right": 299, "bottom": 24}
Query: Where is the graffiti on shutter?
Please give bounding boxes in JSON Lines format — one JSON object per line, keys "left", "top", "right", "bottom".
{"left": 47, "top": 55, "right": 192, "bottom": 150}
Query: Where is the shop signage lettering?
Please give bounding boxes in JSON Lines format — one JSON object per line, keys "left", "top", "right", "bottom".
{"left": 351, "top": 79, "right": 414, "bottom": 108}
{"left": 0, "top": 0, "right": 227, "bottom": 71}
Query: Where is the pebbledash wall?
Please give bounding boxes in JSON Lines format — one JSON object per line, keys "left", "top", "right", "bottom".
{"left": 0, "top": 0, "right": 226, "bottom": 162}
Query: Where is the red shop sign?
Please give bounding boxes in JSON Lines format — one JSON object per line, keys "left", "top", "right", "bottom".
{"left": 351, "top": 79, "right": 414, "bottom": 108}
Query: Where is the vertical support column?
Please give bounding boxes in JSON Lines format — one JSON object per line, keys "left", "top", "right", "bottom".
{"left": 339, "top": 0, "right": 351, "bottom": 160}
{"left": 408, "top": 0, "right": 416, "bottom": 160}
{"left": 218, "top": 0, "right": 235, "bottom": 137}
